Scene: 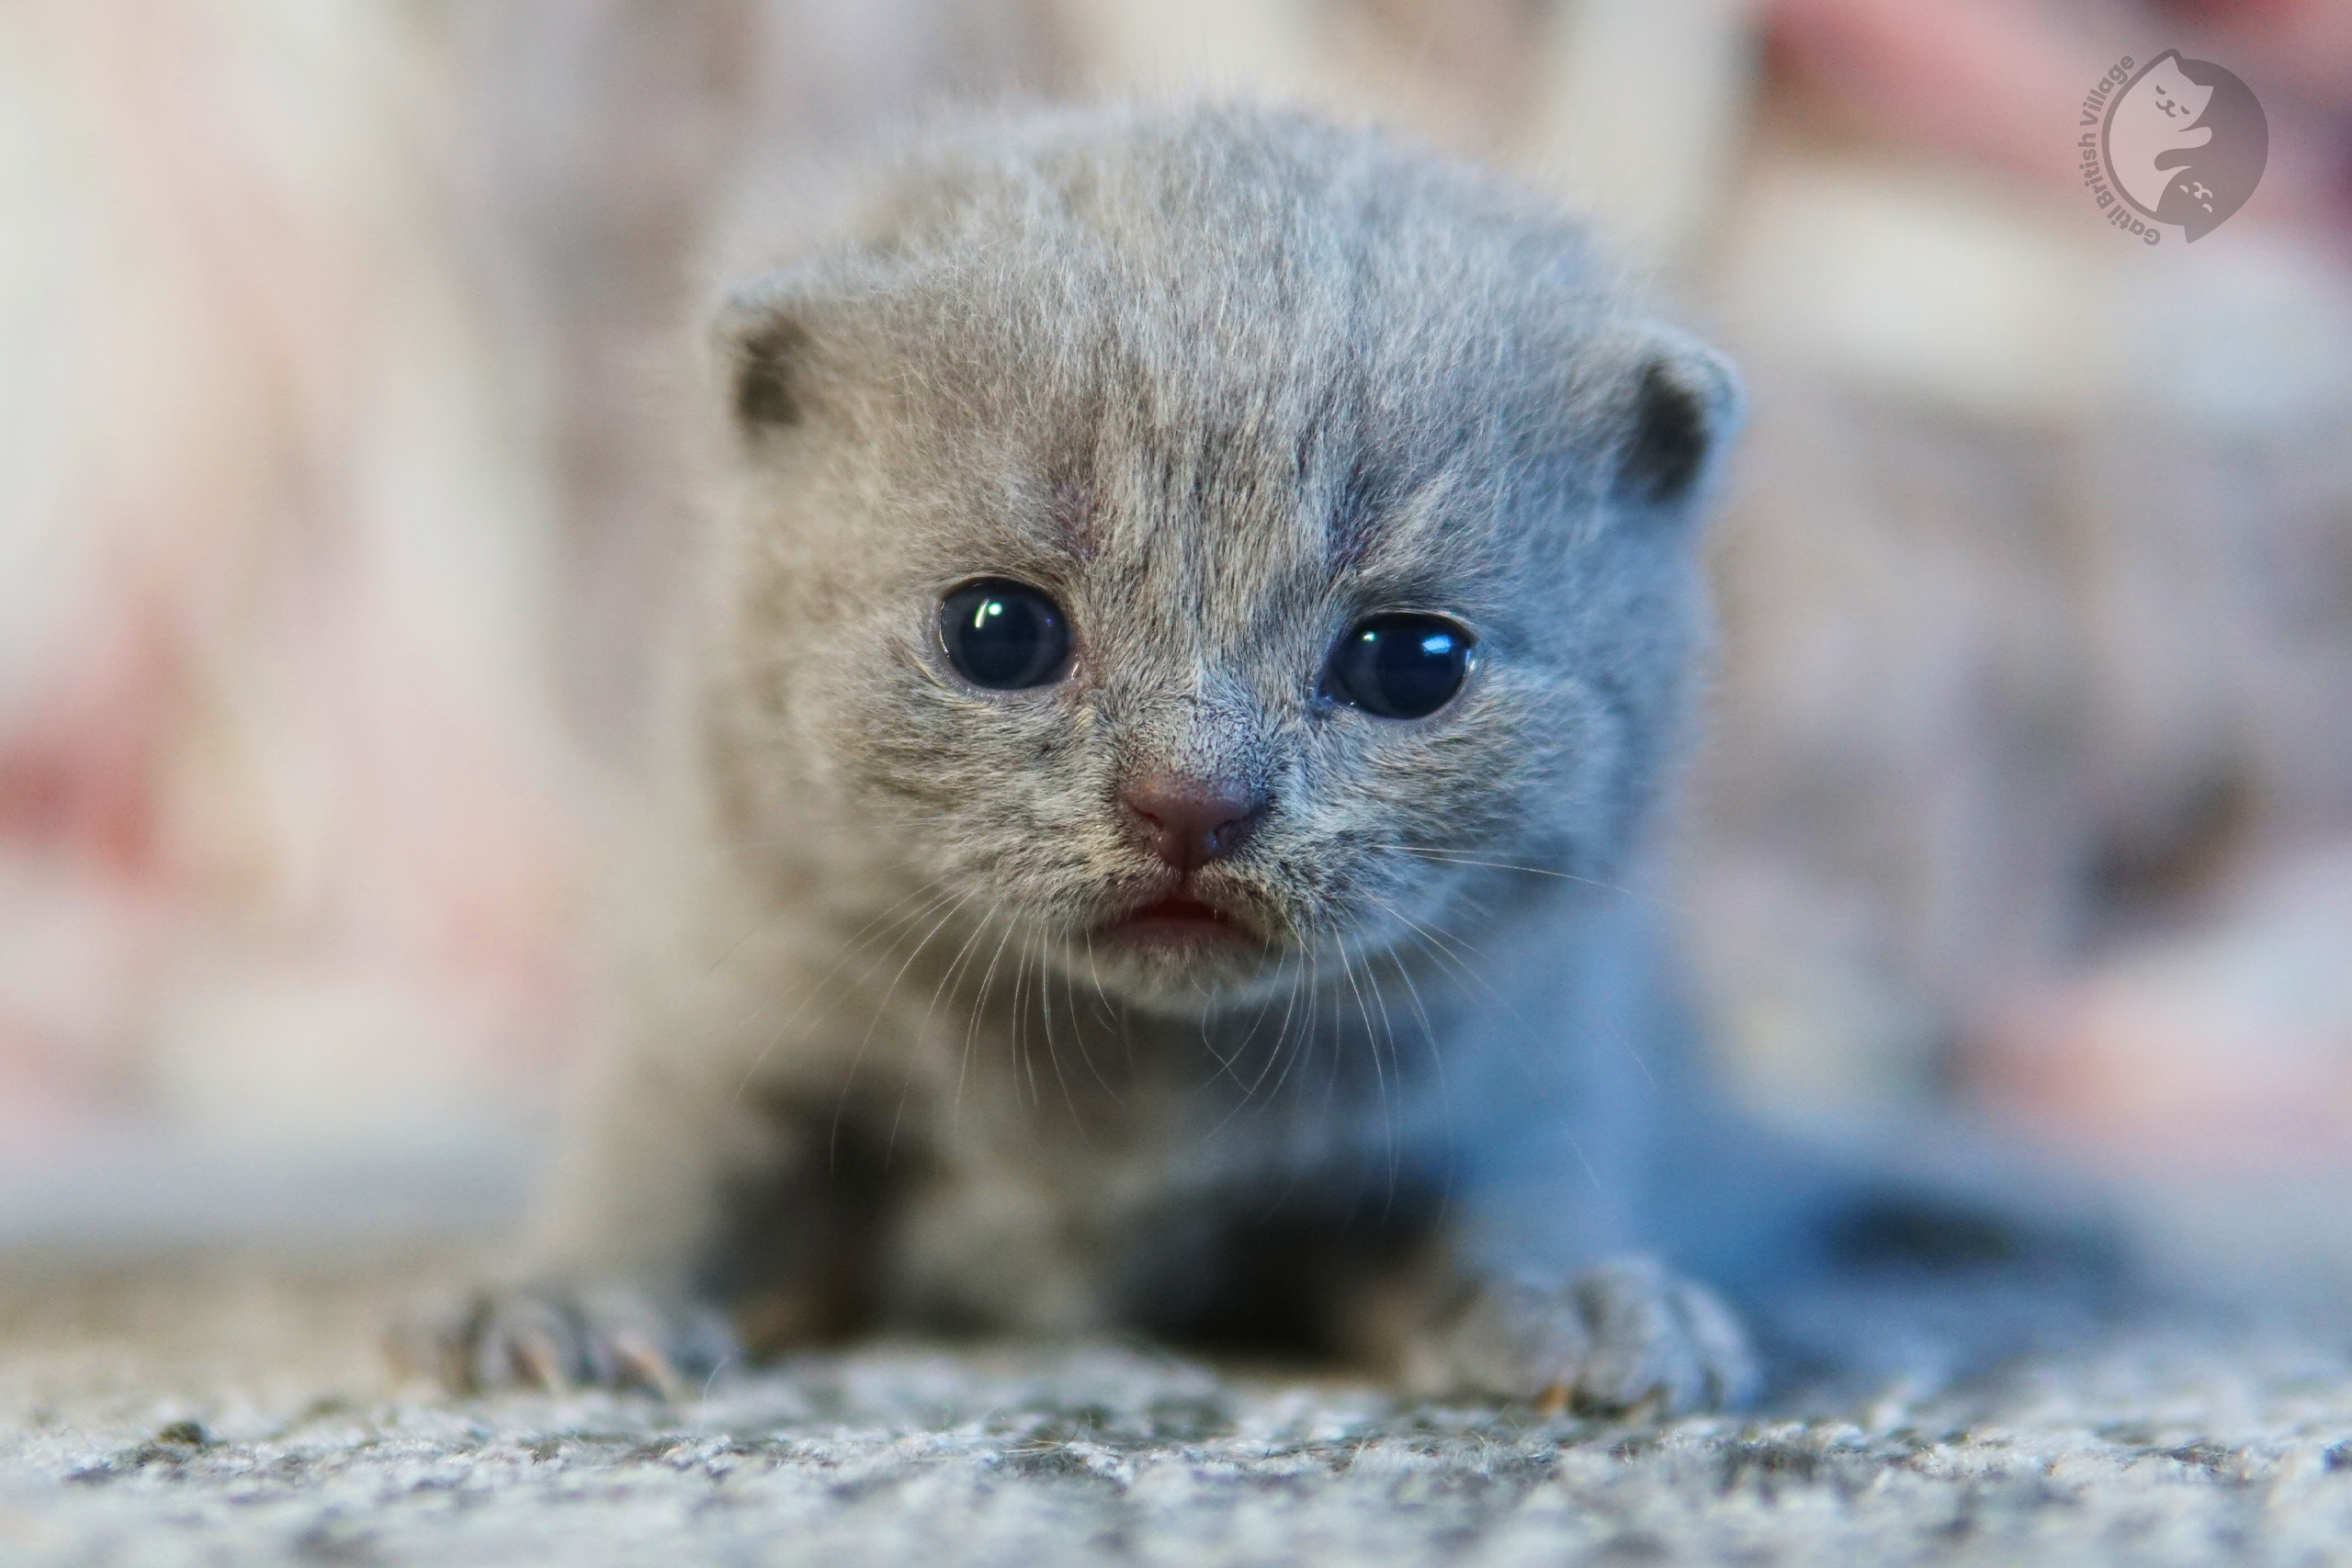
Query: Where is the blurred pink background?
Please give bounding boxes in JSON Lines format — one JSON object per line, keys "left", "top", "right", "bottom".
{"left": 3, "top": 0, "right": 2349, "bottom": 1235}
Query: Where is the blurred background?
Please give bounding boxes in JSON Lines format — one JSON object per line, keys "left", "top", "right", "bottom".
{"left": 2, "top": 0, "right": 2349, "bottom": 1253}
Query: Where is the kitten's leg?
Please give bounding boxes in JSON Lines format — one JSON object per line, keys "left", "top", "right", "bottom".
{"left": 1376, "top": 907, "right": 1758, "bottom": 1412}
{"left": 1402, "top": 1258, "right": 1758, "bottom": 1415}
{"left": 394, "top": 1051, "right": 892, "bottom": 1393}
{"left": 392, "top": 1048, "right": 758, "bottom": 1393}
{"left": 1128, "top": 1173, "right": 1758, "bottom": 1416}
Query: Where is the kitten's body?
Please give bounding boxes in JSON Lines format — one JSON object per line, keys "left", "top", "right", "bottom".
{"left": 415, "top": 102, "right": 2099, "bottom": 1410}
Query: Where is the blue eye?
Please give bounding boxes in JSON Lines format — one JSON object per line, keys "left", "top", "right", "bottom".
{"left": 1322, "top": 614, "right": 1476, "bottom": 719}
{"left": 939, "top": 579, "right": 1072, "bottom": 690}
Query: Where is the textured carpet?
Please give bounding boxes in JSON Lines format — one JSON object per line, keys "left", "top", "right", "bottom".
{"left": 5, "top": 1249, "right": 2352, "bottom": 1567}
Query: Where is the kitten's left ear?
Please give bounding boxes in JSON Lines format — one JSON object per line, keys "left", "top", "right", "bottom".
{"left": 708, "top": 277, "right": 824, "bottom": 434}
{"left": 1607, "top": 328, "right": 1745, "bottom": 514}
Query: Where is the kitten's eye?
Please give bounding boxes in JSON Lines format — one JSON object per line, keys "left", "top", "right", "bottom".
{"left": 1322, "top": 614, "right": 1476, "bottom": 720}
{"left": 939, "top": 579, "right": 1073, "bottom": 690}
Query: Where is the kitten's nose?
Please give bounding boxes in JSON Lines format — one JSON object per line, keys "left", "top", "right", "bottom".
{"left": 1121, "top": 774, "right": 1269, "bottom": 873}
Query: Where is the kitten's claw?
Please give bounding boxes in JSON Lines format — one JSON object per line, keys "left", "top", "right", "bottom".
{"left": 602, "top": 1329, "right": 682, "bottom": 1400}
{"left": 503, "top": 1316, "right": 571, "bottom": 1394}
{"left": 392, "top": 1283, "right": 734, "bottom": 1397}
{"left": 1413, "top": 1257, "right": 1758, "bottom": 1416}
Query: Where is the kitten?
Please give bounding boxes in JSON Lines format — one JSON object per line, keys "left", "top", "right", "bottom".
{"left": 2106, "top": 54, "right": 2215, "bottom": 216}
{"left": 404, "top": 101, "right": 2087, "bottom": 1413}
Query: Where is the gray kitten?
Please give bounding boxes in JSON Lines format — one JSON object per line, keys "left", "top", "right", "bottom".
{"left": 409, "top": 102, "right": 2095, "bottom": 1412}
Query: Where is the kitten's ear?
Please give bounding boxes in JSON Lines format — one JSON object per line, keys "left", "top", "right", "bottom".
{"left": 1607, "top": 329, "right": 1745, "bottom": 514}
{"left": 710, "top": 283, "right": 820, "bottom": 434}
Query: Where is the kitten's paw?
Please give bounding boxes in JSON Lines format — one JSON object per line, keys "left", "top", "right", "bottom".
{"left": 1413, "top": 1257, "right": 1758, "bottom": 1416}
{"left": 391, "top": 1283, "right": 738, "bottom": 1397}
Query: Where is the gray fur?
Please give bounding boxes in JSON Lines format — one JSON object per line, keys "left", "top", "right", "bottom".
{"left": 404, "top": 103, "right": 2086, "bottom": 1412}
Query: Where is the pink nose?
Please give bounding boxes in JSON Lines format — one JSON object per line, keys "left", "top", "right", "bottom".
{"left": 1121, "top": 774, "right": 1269, "bottom": 873}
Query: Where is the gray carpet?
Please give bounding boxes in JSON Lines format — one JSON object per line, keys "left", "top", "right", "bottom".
{"left": 6, "top": 1249, "right": 2352, "bottom": 1566}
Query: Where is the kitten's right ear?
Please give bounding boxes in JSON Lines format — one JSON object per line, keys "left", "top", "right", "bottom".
{"left": 711, "top": 284, "right": 819, "bottom": 434}
{"left": 1606, "top": 328, "right": 1745, "bottom": 516}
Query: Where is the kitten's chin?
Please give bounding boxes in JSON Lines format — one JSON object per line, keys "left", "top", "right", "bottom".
{"left": 1084, "top": 951, "right": 1289, "bottom": 1013}
{"left": 1067, "top": 895, "right": 1289, "bottom": 1010}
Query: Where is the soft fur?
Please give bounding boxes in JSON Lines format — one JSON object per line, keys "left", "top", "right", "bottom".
{"left": 403, "top": 102, "right": 2086, "bottom": 1414}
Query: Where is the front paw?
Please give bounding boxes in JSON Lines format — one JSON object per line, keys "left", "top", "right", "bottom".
{"left": 1410, "top": 1257, "right": 1758, "bottom": 1416}
{"left": 390, "top": 1282, "right": 738, "bottom": 1396}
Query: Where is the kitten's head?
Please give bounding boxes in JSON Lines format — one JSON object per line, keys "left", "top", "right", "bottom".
{"left": 704, "top": 105, "right": 1739, "bottom": 1013}
{"left": 2135, "top": 56, "right": 2215, "bottom": 128}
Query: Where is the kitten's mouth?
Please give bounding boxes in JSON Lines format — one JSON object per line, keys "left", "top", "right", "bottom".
{"left": 1105, "top": 891, "right": 1257, "bottom": 947}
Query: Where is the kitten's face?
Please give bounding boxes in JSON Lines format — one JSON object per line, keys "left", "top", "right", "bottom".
{"left": 709, "top": 110, "right": 1736, "bottom": 1013}
{"left": 2140, "top": 58, "right": 2213, "bottom": 127}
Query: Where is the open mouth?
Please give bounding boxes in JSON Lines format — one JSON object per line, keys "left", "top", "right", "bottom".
{"left": 1107, "top": 892, "right": 1252, "bottom": 945}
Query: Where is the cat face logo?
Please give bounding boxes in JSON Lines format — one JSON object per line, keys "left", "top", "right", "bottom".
{"left": 2099, "top": 51, "right": 2267, "bottom": 241}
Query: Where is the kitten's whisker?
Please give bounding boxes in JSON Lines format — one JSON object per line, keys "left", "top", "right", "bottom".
{"left": 1251, "top": 951, "right": 1311, "bottom": 1107}
{"left": 890, "top": 897, "right": 1003, "bottom": 1161}
{"left": 1336, "top": 937, "right": 1398, "bottom": 1210}
{"left": 1257, "top": 948, "right": 1329, "bottom": 1223}
{"left": 1366, "top": 844, "right": 1686, "bottom": 916}
{"left": 1367, "top": 900, "right": 1536, "bottom": 1064}
{"left": 1354, "top": 931, "right": 1406, "bottom": 1092}
{"left": 1058, "top": 932, "right": 1124, "bottom": 1107}
{"left": 1012, "top": 931, "right": 1041, "bottom": 1111}
{"left": 1389, "top": 918, "right": 1566, "bottom": 1123}
{"left": 1367, "top": 890, "right": 1569, "bottom": 1105}
{"left": 1224, "top": 965, "right": 1287, "bottom": 1102}
{"left": 710, "top": 818, "right": 959, "bottom": 850}
{"left": 956, "top": 909, "right": 1022, "bottom": 1121}
{"left": 1034, "top": 933, "right": 1091, "bottom": 1142}
{"left": 714, "top": 871, "right": 946, "bottom": 1017}
{"left": 730, "top": 877, "right": 957, "bottom": 1106}
{"left": 1374, "top": 895, "right": 1582, "bottom": 1123}
{"left": 1077, "top": 926, "right": 1124, "bottom": 1048}
{"left": 831, "top": 885, "right": 979, "bottom": 1168}
{"left": 702, "top": 905, "right": 788, "bottom": 982}
{"left": 1078, "top": 929, "right": 1139, "bottom": 1077}
{"left": 1309, "top": 945, "right": 1343, "bottom": 1119}
{"left": 1595, "top": 1003, "right": 1661, "bottom": 1093}
{"left": 1365, "top": 893, "right": 1498, "bottom": 1007}
{"left": 1379, "top": 942, "right": 1454, "bottom": 1229}
{"left": 1192, "top": 1007, "right": 1261, "bottom": 1100}
{"left": 1197, "top": 972, "right": 1293, "bottom": 1141}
